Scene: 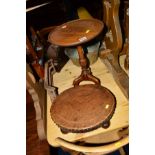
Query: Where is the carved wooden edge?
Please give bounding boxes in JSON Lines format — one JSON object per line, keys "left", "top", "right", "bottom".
{"left": 26, "top": 63, "right": 46, "bottom": 140}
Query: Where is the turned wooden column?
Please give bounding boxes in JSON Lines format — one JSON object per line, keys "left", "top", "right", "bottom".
{"left": 73, "top": 45, "right": 100, "bottom": 86}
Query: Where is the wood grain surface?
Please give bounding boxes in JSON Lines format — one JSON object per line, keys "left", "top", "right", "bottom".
{"left": 48, "top": 19, "right": 104, "bottom": 47}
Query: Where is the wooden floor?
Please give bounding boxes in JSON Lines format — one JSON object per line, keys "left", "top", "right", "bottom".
{"left": 26, "top": 90, "right": 50, "bottom": 155}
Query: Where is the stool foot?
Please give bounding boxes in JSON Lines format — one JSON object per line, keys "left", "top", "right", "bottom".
{"left": 60, "top": 129, "right": 69, "bottom": 134}
{"left": 102, "top": 121, "right": 110, "bottom": 129}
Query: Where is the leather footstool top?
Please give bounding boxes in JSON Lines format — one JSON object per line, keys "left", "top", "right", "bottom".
{"left": 50, "top": 84, "right": 116, "bottom": 133}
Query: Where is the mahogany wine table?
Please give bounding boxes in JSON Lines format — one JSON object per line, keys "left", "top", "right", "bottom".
{"left": 48, "top": 19, "right": 116, "bottom": 134}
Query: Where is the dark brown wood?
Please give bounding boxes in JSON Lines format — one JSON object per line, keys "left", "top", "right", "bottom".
{"left": 26, "top": 35, "right": 44, "bottom": 79}
{"left": 49, "top": 18, "right": 116, "bottom": 133}
{"left": 39, "top": 26, "right": 57, "bottom": 38}
{"left": 48, "top": 19, "right": 104, "bottom": 47}
{"left": 102, "top": 121, "right": 110, "bottom": 129}
{"left": 29, "top": 26, "right": 44, "bottom": 59}
{"left": 50, "top": 84, "right": 116, "bottom": 133}
{"left": 26, "top": 35, "right": 38, "bottom": 61}
{"left": 73, "top": 46, "right": 100, "bottom": 87}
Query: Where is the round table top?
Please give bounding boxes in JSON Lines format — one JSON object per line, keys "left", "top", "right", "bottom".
{"left": 50, "top": 84, "right": 116, "bottom": 133}
{"left": 48, "top": 19, "right": 104, "bottom": 47}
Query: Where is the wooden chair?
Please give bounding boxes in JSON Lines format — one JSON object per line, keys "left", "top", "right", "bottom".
{"left": 26, "top": 63, "right": 46, "bottom": 140}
